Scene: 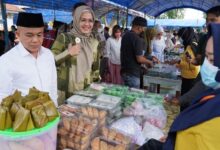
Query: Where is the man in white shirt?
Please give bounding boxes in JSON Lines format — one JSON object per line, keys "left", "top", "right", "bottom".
{"left": 0, "top": 12, "right": 58, "bottom": 106}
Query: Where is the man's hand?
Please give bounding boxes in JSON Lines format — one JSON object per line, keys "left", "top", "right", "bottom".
{"left": 68, "top": 43, "right": 80, "bottom": 56}
{"left": 152, "top": 56, "right": 160, "bottom": 64}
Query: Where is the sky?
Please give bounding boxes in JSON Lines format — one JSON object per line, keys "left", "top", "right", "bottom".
{"left": 184, "top": 8, "right": 204, "bottom": 19}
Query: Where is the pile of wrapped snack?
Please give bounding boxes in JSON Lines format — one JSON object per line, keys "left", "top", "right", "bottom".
{"left": 56, "top": 83, "right": 180, "bottom": 149}
{"left": 0, "top": 87, "right": 59, "bottom": 150}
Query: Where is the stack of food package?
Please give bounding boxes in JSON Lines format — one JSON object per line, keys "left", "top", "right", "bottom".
{"left": 0, "top": 87, "right": 59, "bottom": 150}
{"left": 91, "top": 127, "right": 131, "bottom": 150}
{"left": 89, "top": 94, "right": 122, "bottom": 124}
{"left": 58, "top": 106, "right": 99, "bottom": 150}
{"left": 67, "top": 94, "right": 122, "bottom": 125}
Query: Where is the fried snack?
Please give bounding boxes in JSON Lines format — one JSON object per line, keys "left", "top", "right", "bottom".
{"left": 108, "top": 129, "right": 117, "bottom": 141}
{"left": 99, "top": 110, "right": 107, "bottom": 119}
{"left": 58, "top": 128, "right": 68, "bottom": 136}
{"left": 115, "top": 133, "right": 124, "bottom": 143}
{"left": 115, "top": 144, "right": 126, "bottom": 150}
{"left": 67, "top": 140, "right": 75, "bottom": 149}
{"left": 62, "top": 117, "right": 71, "bottom": 131}
{"left": 102, "top": 127, "right": 109, "bottom": 138}
{"left": 81, "top": 107, "right": 88, "bottom": 116}
{"left": 100, "top": 141, "right": 108, "bottom": 150}
{"left": 87, "top": 107, "right": 93, "bottom": 117}
{"left": 93, "top": 107, "right": 99, "bottom": 118}
{"left": 91, "top": 137, "right": 100, "bottom": 150}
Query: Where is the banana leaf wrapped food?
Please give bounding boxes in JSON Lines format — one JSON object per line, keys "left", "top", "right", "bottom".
{"left": 12, "top": 90, "right": 22, "bottom": 102}
{"left": 13, "top": 107, "right": 34, "bottom": 132}
{"left": 0, "top": 106, "right": 12, "bottom": 130}
{"left": 25, "top": 96, "right": 50, "bottom": 110}
{"left": 10, "top": 103, "right": 22, "bottom": 121}
{"left": 1, "top": 95, "right": 14, "bottom": 108}
{"left": 43, "top": 101, "right": 58, "bottom": 121}
{"left": 31, "top": 104, "right": 48, "bottom": 128}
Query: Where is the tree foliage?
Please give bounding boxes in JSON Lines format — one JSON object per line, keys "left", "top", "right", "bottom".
{"left": 158, "top": 9, "right": 184, "bottom": 19}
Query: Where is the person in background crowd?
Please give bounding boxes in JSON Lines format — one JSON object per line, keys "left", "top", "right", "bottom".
{"left": 8, "top": 25, "right": 17, "bottom": 48}
{"left": 176, "top": 27, "right": 200, "bottom": 109}
{"left": 139, "top": 23, "right": 220, "bottom": 150}
{"left": 43, "top": 21, "right": 65, "bottom": 49}
{"left": 93, "top": 20, "right": 108, "bottom": 82}
{"left": 0, "top": 12, "right": 58, "bottom": 105}
{"left": 121, "top": 16, "right": 153, "bottom": 88}
{"left": 0, "top": 31, "right": 5, "bottom": 56}
{"left": 104, "top": 26, "right": 110, "bottom": 40}
{"left": 152, "top": 25, "right": 166, "bottom": 62}
{"left": 166, "top": 6, "right": 220, "bottom": 111}
{"left": 51, "top": 6, "right": 98, "bottom": 105}
{"left": 57, "top": 2, "right": 87, "bottom": 34}
{"left": 105, "top": 25, "right": 123, "bottom": 84}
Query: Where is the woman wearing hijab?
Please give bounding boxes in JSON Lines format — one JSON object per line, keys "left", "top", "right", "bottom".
{"left": 51, "top": 6, "right": 99, "bottom": 105}
{"left": 138, "top": 23, "right": 220, "bottom": 150}
{"left": 176, "top": 27, "right": 200, "bottom": 101}
{"left": 152, "top": 25, "right": 166, "bottom": 62}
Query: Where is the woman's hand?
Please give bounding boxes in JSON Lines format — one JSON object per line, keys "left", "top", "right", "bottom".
{"left": 68, "top": 43, "right": 80, "bottom": 56}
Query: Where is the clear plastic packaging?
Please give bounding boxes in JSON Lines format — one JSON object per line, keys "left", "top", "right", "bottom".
{"left": 91, "top": 136, "right": 128, "bottom": 150}
{"left": 111, "top": 117, "right": 145, "bottom": 146}
{"left": 57, "top": 110, "right": 98, "bottom": 150}
{"left": 66, "top": 95, "right": 93, "bottom": 105}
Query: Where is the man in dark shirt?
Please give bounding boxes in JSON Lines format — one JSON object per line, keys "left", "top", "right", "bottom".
{"left": 121, "top": 16, "right": 153, "bottom": 88}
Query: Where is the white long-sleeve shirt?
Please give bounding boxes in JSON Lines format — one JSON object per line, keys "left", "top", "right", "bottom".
{"left": 0, "top": 42, "right": 58, "bottom": 106}
{"left": 106, "top": 37, "right": 121, "bottom": 65}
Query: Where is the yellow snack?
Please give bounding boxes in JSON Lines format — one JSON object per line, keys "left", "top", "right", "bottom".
{"left": 31, "top": 105, "right": 48, "bottom": 128}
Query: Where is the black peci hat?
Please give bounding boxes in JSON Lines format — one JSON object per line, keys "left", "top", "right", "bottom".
{"left": 16, "top": 12, "right": 44, "bottom": 28}
{"left": 132, "top": 16, "right": 147, "bottom": 27}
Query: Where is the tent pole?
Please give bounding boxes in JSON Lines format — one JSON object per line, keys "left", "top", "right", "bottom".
{"left": 117, "top": 8, "right": 119, "bottom": 25}
{"left": 126, "top": 7, "right": 128, "bottom": 28}
{"left": 92, "top": 0, "right": 94, "bottom": 10}
{"left": 1, "top": 0, "right": 9, "bottom": 52}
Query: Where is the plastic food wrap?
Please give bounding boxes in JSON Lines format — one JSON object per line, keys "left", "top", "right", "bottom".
{"left": 67, "top": 95, "right": 93, "bottom": 105}
{"left": 91, "top": 137, "right": 127, "bottom": 150}
{"left": 142, "top": 122, "right": 164, "bottom": 141}
{"left": 111, "top": 117, "right": 145, "bottom": 146}
{"left": 58, "top": 110, "right": 98, "bottom": 150}
{"left": 80, "top": 106, "right": 107, "bottom": 127}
